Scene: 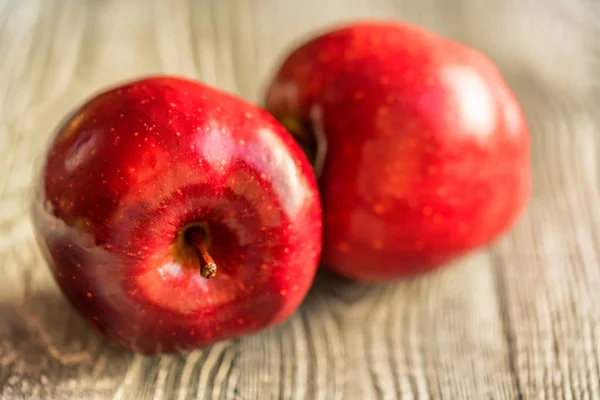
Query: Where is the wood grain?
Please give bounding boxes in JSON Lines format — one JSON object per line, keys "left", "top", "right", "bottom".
{"left": 1, "top": 0, "right": 599, "bottom": 399}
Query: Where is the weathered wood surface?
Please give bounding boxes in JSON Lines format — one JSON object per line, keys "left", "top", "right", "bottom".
{"left": 1, "top": 0, "right": 600, "bottom": 398}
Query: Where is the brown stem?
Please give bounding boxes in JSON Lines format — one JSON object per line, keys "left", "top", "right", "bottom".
{"left": 187, "top": 229, "right": 217, "bottom": 279}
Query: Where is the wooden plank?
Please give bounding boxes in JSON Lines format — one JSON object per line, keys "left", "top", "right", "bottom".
{"left": 2, "top": 0, "right": 599, "bottom": 398}
{"left": 493, "top": 81, "right": 600, "bottom": 399}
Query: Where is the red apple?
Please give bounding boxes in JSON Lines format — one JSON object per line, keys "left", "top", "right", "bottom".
{"left": 31, "top": 76, "right": 322, "bottom": 354}
{"left": 265, "top": 21, "right": 530, "bottom": 282}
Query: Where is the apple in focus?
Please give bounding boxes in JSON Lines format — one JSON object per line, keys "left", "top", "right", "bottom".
{"left": 265, "top": 22, "right": 530, "bottom": 282}
{"left": 31, "top": 76, "right": 322, "bottom": 354}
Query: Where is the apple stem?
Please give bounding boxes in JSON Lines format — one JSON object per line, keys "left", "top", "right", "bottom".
{"left": 187, "top": 230, "right": 217, "bottom": 279}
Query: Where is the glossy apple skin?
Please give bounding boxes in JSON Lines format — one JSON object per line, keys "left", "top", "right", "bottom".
{"left": 31, "top": 76, "right": 322, "bottom": 354}
{"left": 265, "top": 22, "right": 530, "bottom": 282}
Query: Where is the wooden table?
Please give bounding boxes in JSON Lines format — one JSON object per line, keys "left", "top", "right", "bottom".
{"left": 2, "top": 1, "right": 600, "bottom": 398}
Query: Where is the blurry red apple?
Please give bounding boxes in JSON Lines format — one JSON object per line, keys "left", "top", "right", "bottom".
{"left": 31, "top": 76, "right": 322, "bottom": 354}
{"left": 265, "top": 22, "right": 530, "bottom": 282}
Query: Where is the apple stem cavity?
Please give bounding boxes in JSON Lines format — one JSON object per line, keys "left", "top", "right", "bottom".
{"left": 187, "top": 229, "right": 217, "bottom": 279}
{"left": 279, "top": 116, "right": 326, "bottom": 179}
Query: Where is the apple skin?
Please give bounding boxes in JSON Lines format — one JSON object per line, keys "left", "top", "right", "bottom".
{"left": 31, "top": 76, "right": 322, "bottom": 354}
{"left": 265, "top": 21, "right": 530, "bottom": 282}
